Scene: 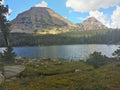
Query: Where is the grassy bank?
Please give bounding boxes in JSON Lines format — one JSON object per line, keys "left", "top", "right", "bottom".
{"left": 1, "top": 58, "right": 120, "bottom": 90}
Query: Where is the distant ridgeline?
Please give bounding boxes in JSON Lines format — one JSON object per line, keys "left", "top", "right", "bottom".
{"left": 0, "top": 29, "right": 120, "bottom": 47}
{"left": 0, "top": 7, "right": 120, "bottom": 46}
{"left": 10, "top": 7, "right": 108, "bottom": 33}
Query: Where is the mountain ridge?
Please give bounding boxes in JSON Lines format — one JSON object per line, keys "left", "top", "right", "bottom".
{"left": 77, "top": 17, "right": 108, "bottom": 30}
{"left": 10, "top": 7, "right": 76, "bottom": 33}
{"left": 10, "top": 7, "right": 108, "bottom": 33}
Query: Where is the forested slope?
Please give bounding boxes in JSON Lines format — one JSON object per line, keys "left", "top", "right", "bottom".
{"left": 0, "top": 29, "right": 120, "bottom": 47}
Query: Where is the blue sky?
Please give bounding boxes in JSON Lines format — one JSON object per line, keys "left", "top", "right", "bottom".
{"left": 3, "top": 0, "right": 120, "bottom": 28}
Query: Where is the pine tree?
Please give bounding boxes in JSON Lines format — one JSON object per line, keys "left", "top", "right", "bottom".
{"left": 1, "top": 46, "right": 16, "bottom": 62}
{"left": 113, "top": 47, "right": 120, "bottom": 60}
{"left": 0, "top": 0, "right": 16, "bottom": 63}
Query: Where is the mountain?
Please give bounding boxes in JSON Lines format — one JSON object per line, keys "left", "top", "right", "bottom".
{"left": 10, "top": 7, "right": 108, "bottom": 33}
{"left": 10, "top": 7, "right": 76, "bottom": 33}
{"left": 77, "top": 17, "right": 108, "bottom": 30}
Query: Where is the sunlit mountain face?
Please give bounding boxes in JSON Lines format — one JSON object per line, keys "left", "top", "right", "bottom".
{"left": 6, "top": 0, "right": 120, "bottom": 29}
{"left": 10, "top": 7, "right": 76, "bottom": 33}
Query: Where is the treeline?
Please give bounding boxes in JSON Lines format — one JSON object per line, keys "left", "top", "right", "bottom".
{"left": 0, "top": 29, "right": 120, "bottom": 47}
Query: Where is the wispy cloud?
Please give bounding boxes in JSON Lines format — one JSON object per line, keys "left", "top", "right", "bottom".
{"left": 77, "top": 17, "right": 88, "bottom": 21}
{"left": 64, "top": 16, "right": 68, "bottom": 19}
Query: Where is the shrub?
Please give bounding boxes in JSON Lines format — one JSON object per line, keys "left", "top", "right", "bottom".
{"left": 112, "top": 47, "right": 120, "bottom": 60}
{"left": 0, "top": 46, "right": 16, "bottom": 63}
{"left": 86, "top": 51, "right": 108, "bottom": 68}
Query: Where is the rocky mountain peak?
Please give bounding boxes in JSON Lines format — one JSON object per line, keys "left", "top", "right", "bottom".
{"left": 10, "top": 7, "right": 75, "bottom": 33}
{"left": 78, "top": 17, "right": 108, "bottom": 30}
{"left": 84, "top": 17, "right": 99, "bottom": 23}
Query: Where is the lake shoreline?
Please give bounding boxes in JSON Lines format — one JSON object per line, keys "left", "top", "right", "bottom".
{"left": 0, "top": 43, "right": 120, "bottom": 48}
{"left": 0, "top": 44, "right": 119, "bottom": 60}
{"left": 0, "top": 57, "right": 120, "bottom": 90}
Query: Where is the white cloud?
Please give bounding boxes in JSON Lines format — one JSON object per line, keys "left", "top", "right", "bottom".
{"left": 0, "top": 0, "right": 4, "bottom": 5}
{"left": 111, "top": 6, "right": 120, "bottom": 28}
{"left": 77, "top": 17, "right": 88, "bottom": 21}
{"left": 35, "top": 1, "right": 48, "bottom": 7}
{"left": 64, "top": 16, "right": 68, "bottom": 19}
{"left": 9, "top": 8, "right": 12, "bottom": 14}
{"left": 89, "top": 11, "right": 110, "bottom": 27}
{"left": 66, "top": 0, "right": 120, "bottom": 12}
{"left": 4, "top": 8, "right": 12, "bottom": 18}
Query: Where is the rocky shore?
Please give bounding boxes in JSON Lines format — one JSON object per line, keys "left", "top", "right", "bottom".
{"left": 0, "top": 58, "right": 58, "bottom": 85}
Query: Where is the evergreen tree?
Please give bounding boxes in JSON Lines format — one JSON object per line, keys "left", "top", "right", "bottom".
{"left": 113, "top": 47, "right": 120, "bottom": 60}
{"left": 0, "top": 0, "right": 16, "bottom": 63}
{"left": 1, "top": 46, "right": 16, "bottom": 62}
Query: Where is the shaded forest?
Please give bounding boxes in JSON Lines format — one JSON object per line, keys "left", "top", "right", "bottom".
{"left": 0, "top": 29, "right": 120, "bottom": 47}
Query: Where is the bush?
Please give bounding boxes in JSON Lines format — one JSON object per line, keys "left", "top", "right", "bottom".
{"left": 0, "top": 46, "right": 16, "bottom": 63}
{"left": 86, "top": 51, "right": 108, "bottom": 68}
{"left": 113, "top": 47, "right": 120, "bottom": 60}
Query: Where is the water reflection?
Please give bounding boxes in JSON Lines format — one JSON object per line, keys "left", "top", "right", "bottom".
{"left": 0, "top": 45, "right": 119, "bottom": 60}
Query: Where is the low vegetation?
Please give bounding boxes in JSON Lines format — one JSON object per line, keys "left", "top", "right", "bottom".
{"left": 112, "top": 47, "right": 120, "bottom": 60}
{"left": 0, "top": 47, "right": 120, "bottom": 90}
{"left": 86, "top": 51, "right": 109, "bottom": 68}
{"left": 0, "top": 59, "right": 120, "bottom": 90}
{"left": 0, "top": 46, "right": 16, "bottom": 64}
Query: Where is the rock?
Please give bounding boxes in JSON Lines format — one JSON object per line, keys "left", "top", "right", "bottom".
{"left": 3, "top": 65, "right": 25, "bottom": 79}
{"left": 0, "top": 72, "right": 4, "bottom": 84}
{"left": 75, "top": 69, "right": 81, "bottom": 73}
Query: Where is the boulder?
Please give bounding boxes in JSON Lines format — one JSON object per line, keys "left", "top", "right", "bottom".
{"left": 3, "top": 65, "right": 25, "bottom": 79}
{"left": 75, "top": 69, "right": 81, "bottom": 73}
{"left": 0, "top": 72, "right": 4, "bottom": 84}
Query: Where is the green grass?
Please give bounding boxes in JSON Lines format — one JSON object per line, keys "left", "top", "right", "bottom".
{"left": 0, "top": 59, "right": 120, "bottom": 90}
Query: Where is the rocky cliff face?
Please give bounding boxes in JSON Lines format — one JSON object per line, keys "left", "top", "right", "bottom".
{"left": 10, "top": 7, "right": 75, "bottom": 33}
{"left": 77, "top": 17, "right": 108, "bottom": 30}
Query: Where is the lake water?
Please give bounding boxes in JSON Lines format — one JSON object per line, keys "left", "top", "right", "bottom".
{"left": 0, "top": 45, "right": 119, "bottom": 60}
